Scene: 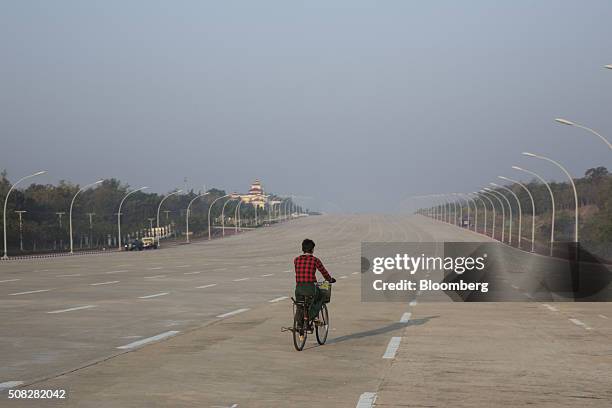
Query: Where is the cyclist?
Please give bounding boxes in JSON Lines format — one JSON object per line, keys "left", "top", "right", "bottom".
{"left": 294, "top": 239, "right": 336, "bottom": 330}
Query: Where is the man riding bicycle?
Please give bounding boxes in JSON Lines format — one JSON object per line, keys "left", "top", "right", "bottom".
{"left": 294, "top": 239, "right": 336, "bottom": 329}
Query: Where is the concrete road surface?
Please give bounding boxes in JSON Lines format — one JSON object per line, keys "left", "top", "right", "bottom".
{"left": 1, "top": 215, "right": 611, "bottom": 407}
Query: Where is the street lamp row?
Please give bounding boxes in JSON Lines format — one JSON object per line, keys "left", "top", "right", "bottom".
{"left": 3, "top": 173, "right": 301, "bottom": 257}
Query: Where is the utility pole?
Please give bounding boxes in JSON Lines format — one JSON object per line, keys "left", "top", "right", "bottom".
{"left": 56, "top": 212, "right": 66, "bottom": 250}
{"left": 86, "top": 212, "right": 95, "bottom": 248}
{"left": 15, "top": 210, "right": 26, "bottom": 251}
{"left": 148, "top": 218, "right": 155, "bottom": 236}
{"left": 56, "top": 212, "right": 65, "bottom": 228}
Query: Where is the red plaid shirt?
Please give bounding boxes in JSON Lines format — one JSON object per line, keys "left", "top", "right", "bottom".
{"left": 294, "top": 253, "right": 332, "bottom": 283}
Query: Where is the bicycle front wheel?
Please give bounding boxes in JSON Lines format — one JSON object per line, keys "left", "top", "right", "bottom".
{"left": 315, "top": 303, "right": 329, "bottom": 345}
{"left": 293, "top": 306, "right": 307, "bottom": 351}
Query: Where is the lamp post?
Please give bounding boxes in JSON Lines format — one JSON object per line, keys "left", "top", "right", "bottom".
{"left": 499, "top": 176, "right": 534, "bottom": 252}
{"left": 2, "top": 170, "right": 46, "bottom": 259}
{"left": 470, "top": 193, "right": 487, "bottom": 235}
{"left": 477, "top": 191, "right": 496, "bottom": 239}
{"left": 457, "top": 193, "right": 476, "bottom": 231}
{"left": 452, "top": 194, "right": 463, "bottom": 227}
{"left": 69, "top": 179, "right": 103, "bottom": 254}
{"left": 513, "top": 166, "right": 555, "bottom": 255}
{"left": 555, "top": 118, "right": 612, "bottom": 150}
{"left": 15, "top": 210, "right": 26, "bottom": 251}
{"left": 492, "top": 183, "right": 522, "bottom": 248}
{"left": 207, "top": 194, "right": 232, "bottom": 240}
{"left": 439, "top": 195, "right": 450, "bottom": 223}
{"left": 117, "top": 186, "right": 148, "bottom": 250}
{"left": 486, "top": 187, "right": 513, "bottom": 245}
{"left": 186, "top": 191, "right": 210, "bottom": 243}
{"left": 523, "top": 152, "right": 578, "bottom": 243}
{"left": 482, "top": 190, "right": 505, "bottom": 242}
{"left": 234, "top": 199, "right": 243, "bottom": 233}
{"left": 156, "top": 189, "right": 182, "bottom": 247}
{"left": 221, "top": 196, "right": 238, "bottom": 237}
{"left": 453, "top": 193, "right": 466, "bottom": 228}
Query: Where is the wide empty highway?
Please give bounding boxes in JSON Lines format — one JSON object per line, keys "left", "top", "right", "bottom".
{"left": 1, "top": 215, "right": 611, "bottom": 407}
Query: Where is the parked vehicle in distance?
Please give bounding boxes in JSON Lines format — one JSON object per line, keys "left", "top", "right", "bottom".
{"left": 124, "top": 239, "right": 143, "bottom": 251}
{"left": 141, "top": 237, "right": 158, "bottom": 249}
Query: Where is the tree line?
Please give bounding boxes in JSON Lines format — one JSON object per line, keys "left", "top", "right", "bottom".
{"left": 0, "top": 171, "right": 302, "bottom": 254}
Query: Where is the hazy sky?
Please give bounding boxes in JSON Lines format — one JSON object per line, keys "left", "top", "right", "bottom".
{"left": 1, "top": 1, "right": 611, "bottom": 212}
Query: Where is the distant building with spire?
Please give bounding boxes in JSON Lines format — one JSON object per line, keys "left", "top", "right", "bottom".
{"left": 240, "top": 179, "right": 267, "bottom": 208}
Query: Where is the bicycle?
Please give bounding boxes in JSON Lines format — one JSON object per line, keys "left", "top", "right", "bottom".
{"left": 287, "top": 281, "right": 331, "bottom": 351}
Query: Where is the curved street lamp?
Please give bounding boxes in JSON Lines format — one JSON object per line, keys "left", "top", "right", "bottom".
{"left": 482, "top": 189, "right": 506, "bottom": 243}
{"left": 452, "top": 194, "right": 463, "bottom": 227}
{"left": 439, "top": 195, "right": 451, "bottom": 223}
{"left": 207, "top": 194, "right": 232, "bottom": 240}
{"left": 156, "top": 189, "right": 182, "bottom": 247}
{"left": 117, "top": 186, "right": 148, "bottom": 250}
{"left": 186, "top": 191, "right": 210, "bottom": 243}
{"left": 499, "top": 176, "right": 535, "bottom": 252}
{"left": 469, "top": 193, "right": 487, "bottom": 235}
{"left": 221, "top": 195, "right": 239, "bottom": 237}
{"left": 458, "top": 193, "right": 477, "bottom": 232}
{"left": 69, "top": 179, "right": 104, "bottom": 254}
{"left": 513, "top": 166, "right": 555, "bottom": 255}
{"left": 492, "top": 183, "right": 522, "bottom": 248}
{"left": 477, "top": 191, "right": 497, "bottom": 240}
{"left": 523, "top": 152, "right": 578, "bottom": 243}
{"left": 453, "top": 193, "right": 467, "bottom": 228}
{"left": 486, "top": 187, "right": 513, "bottom": 245}
{"left": 234, "top": 198, "right": 243, "bottom": 233}
{"left": 555, "top": 118, "right": 612, "bottom": 150}
{"left": 2, "top": 170, "right": 46, "bottom": 259}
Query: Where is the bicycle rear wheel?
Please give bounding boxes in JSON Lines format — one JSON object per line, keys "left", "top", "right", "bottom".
{"left": 293, "top": 305, "right": 307, "bottom": 351}
{"left": 315, "top": 303, "right": 329, "bottom": 345}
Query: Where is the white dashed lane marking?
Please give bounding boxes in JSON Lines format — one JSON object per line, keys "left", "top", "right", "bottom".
{"left": 56, "top": 274, "right": 81, "bottom": 277}
{"left": 269, "top": 296, "right": 288, "bottom": 303}
{"left": 569, "top": 318, "right": 592, "bottom": 330}
{"left": 233, "top": 278, "right": 249, "bottom": 282}
{"left": 184, "top": 271, "right": 201, "bottom": 275}
{"left": 90, "top": 281, "right": 119, "bottom": 286}
{"left": 47, "top": 305, "right": 97, "bottom": 314}
{"left": 106, "top": 270, "right": 129, "bottom": 274}
{"left": 217, "top": 308, "right": 250, "bottom": 318}
{"left": 382, "top": 337, "right": 402, "bottom": 359}
{"left": 400, "top": 312, "right": 411, "bottom": 323}
{"left": 175, "top": 265, "right": 191, "bottom": 268}
{"left": 542, "top": 304, "right": 558, "bottom": 312}
{"left": 356, "top": 392, "right": 377, "bottom": 408}
{"left": 0, "top": 279, "right": 20, "bottom": 283}
{"left": 0, "top": 381, "right": 24, "bottom": 391}
{"left": 599, "top": 314, "right": 608, "bottom": 319}
{"left": 261, "top": 274, "right": 274, "bottom": 277}
{"left": 144, "top": 275, "right": 166, "bottom": 279}
{"left": 9, "top": 289, "right": 51, "bottom": 296}
{"left": 149, "top": 267, "right": 163, "bottom": 270}
{"left": 138, "top": 292, "right": 169, "bottom": 299}
{"left": 116, "top": 331, "right": 179, "bottom": 350}
{"left": 196, "top": 284, "right": 217, "bottom": 289}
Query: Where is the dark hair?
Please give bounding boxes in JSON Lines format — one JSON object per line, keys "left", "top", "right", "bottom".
{"left": 302, "top": 239, "right": 315, "bottom": 253}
